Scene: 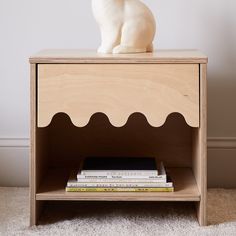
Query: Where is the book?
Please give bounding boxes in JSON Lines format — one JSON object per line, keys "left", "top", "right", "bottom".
{"left": 68, "top": 172, "right": 173, "bottom": 188}
{"left": 77, "top": 161, "right": 166, "bottom": 181}
{"left": 77, "top": 157, "right": 158, "bottom": 178}
{"left": 66, "top": 187, "right": 174, "bottom": 192}
{"left": 66, "top": 162, "right": 174, "bottom": 192}
{"left": 77, "top": 175, "right": 165, "bottom": 180}
{"left": 75, "top": 177, "right": 166, "bottom": 183}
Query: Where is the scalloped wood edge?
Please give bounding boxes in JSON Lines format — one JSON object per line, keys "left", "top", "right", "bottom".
{"left": 30, "top": 50, "right": 207, "bottom": 226}
{"left": 38, "top": 64, "right": 199, "bottom": 128}
{"left": 39, "top": 112, "right": 197, "bottom": 128}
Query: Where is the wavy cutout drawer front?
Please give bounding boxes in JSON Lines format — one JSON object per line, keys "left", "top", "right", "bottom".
{"left": 37, "top": 64, "right": 199, "bottom": 127}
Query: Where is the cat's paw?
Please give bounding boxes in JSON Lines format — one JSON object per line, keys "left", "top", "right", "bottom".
{"left": 97, "top": 45, "right": 113, "bottom": 54}
{"left": 113, "top": 45, "right": 146, "bottom": 54}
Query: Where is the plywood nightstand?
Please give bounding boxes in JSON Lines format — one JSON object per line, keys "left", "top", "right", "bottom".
{"left": 29, "top": 50, "right": 208, "bottom": 226}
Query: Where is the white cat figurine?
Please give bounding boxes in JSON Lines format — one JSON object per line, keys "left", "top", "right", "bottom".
{"left": 92, "top": 0, "right": 156, "bottom": 54}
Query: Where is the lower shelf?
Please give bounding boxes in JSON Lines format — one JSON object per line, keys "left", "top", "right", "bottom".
{"left": 36, "top": 168, "right": 200, "bottom": 202}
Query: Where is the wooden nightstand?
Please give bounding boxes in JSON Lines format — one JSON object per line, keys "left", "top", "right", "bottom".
{"left": 29, "top": 50, "right": 208, "bottom": 226}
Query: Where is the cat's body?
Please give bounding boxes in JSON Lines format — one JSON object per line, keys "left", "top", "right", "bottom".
{"left": 92, "top": 0, "right": 156, "bottom": 54}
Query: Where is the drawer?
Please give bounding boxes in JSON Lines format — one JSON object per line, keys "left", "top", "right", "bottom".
{"left": 37, "top": 64, "right": 199, "bottom": 127}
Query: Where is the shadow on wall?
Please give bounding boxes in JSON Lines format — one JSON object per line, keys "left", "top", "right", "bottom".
{"left": 203, "top": 3, "right": 236, "bottom": 189}
{"left": 201, "top": 2, "right": 236, "bottom": 136}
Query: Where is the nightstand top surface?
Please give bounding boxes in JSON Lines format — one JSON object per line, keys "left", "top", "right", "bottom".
{"left": 30, "top": 49, "right": 208, "bottom": 64}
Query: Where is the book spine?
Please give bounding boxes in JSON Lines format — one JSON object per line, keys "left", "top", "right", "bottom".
{"left": 80, "top": 170, "right": 158, "bottom": 177}
{"left": 67, "top": 182, "right": 173, "bottom": 188}
{"left": 75, "top": 178, "right": 166, "bottom": 183}
{"left": 66, "top": 187, "right": 174, "bottom": 192}
{"left": 77, "top": 175, "right": 166, "bottom": 180}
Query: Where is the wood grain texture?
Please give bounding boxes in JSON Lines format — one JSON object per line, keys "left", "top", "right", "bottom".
{"left": 192, "top": 64, "right": 207, "bottom": 226}
{"left": 38, "top": 64, "right": 199, "bottom": 127}
{"left": 29, "top": 49, "right": 208, "bottom": 64}
{"left": 198, "top": 64, "right": 207, "bottom": 226}
{"left": 36, "top": 168, "right": 200, "bottom": 201}
{"left": 30, "top": 64, "right": 37, "bottom": 226}
{"left": 30, "top": 64, "right": 49, "bottom": 225}
{"left": 29, "top": 49, "right": 208, "bottom": 226}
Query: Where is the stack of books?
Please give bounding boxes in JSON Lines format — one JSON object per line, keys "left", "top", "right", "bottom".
{"left": 66, "top": 157, "right": 174, "bottom": 192}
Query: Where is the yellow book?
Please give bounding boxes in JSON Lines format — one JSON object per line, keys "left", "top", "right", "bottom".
{"left": 66, "top": 187, "right": 174, "bottom": 192}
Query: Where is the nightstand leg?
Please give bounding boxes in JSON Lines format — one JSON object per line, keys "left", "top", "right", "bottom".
{"left": 193, "top": 64, "right": 207, "bottom": 226}
{"left": 196, "top": 198, "right": 207, "bottom": 226}
{"left": 30, "top": 199, "right": 44, "bottom": 226}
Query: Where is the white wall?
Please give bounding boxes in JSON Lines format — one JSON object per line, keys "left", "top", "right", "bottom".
{"left": 0, "top": 0, "right": 236, "bottom": 186}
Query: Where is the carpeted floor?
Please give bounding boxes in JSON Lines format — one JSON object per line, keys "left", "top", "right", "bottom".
{"left": 0, "top": 188, "right": 236, "bottom": 236}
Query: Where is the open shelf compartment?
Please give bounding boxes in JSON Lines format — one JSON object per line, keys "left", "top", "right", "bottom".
{"left": 36, "top": 167, "right": 200, "bottom": 202}
{"left": 34, "top": 112, "right": 201, "bottom": 202}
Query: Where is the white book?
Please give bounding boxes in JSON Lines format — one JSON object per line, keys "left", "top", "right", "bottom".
{"left": 67, "top": 179, "right": 172, "bottom": 188}
{"left": 77, "top": 162, "right": 167, "bottom": 181}
{"left": 77, "top": 174, "right": 166, "bottom": 180}
{"left": 75, "top": 177, "right": 166, "bottom": 183}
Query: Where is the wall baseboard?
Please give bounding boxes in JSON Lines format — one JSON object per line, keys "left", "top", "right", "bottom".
{"left": 208, "top": 137, "right": 236, "bottom": 149}
{"left": 207, "top": 137, "right": 236, "bottom": 188}
{"left": 0, "top": 138, "right": 29, "bottom": 148}
{"left": 0, "top": 138, "right": 29, "bottom": 187}
{"left": 1, "top": 137, "right": 236, "bottom": 149}
{"left": 0, "top": 137, "right": 236, "bottom": 187}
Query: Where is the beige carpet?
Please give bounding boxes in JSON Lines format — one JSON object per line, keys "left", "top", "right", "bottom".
{"left": 0, "top": 188, "right": 236, "bottom": 236}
